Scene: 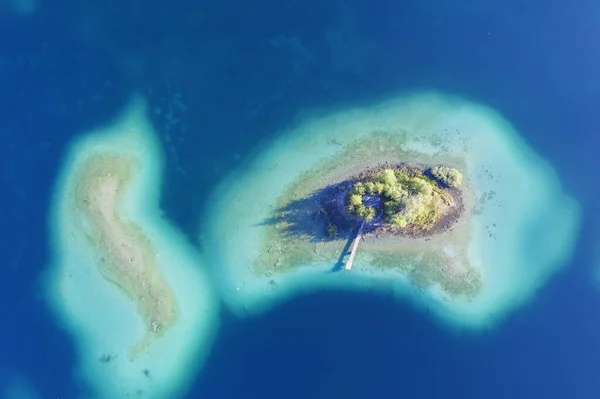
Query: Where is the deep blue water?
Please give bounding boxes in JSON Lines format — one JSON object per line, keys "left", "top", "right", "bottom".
{"left": 2, "top": 0, "right": 600, "bottom": 397}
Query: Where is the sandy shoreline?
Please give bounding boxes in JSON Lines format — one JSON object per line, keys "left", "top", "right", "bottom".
{"left": 254, "top": 132, "right": 481, "bottom": 300}
{"left": 73, "top": 154, "right": 179, "bottom": 355}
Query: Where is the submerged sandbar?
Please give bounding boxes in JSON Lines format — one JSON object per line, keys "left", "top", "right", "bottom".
{"left": 73, "top": 154, "right": 178, "bottom": 351}
{"left": 46, "top": 97, "right": 217, "bottom": 399}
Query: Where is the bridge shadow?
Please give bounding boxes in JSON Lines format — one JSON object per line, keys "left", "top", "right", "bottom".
{"left": 329, "top": 222, "right": 362, "bottom": 273}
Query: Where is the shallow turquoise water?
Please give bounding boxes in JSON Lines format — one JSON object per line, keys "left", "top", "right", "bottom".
{"left": 1, "top": 0, "right": 599, "bottom": 397}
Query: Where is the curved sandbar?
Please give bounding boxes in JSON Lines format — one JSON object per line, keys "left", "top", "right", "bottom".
{"left": 202, "top": 91, "right": 580, "bottom": 329}
{"left": 73, "top": 154, "right": 178, "bottom": 350}
{"left": 45, "top": 97, "right": 218, "bottom": 399}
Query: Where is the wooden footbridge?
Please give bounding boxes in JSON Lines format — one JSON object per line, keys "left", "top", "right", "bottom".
{"left": 345, "top": 220, "right": 365, "bottom": 271}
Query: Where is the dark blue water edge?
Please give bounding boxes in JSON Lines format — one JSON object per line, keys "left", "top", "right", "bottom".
{"left": 1, "top": 0, "right": 599, "bottom": 397}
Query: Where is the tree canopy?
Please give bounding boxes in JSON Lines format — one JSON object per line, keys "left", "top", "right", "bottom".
{"left": 345, "top": 166, "right": 458, "bottom": 231}
{"left": 431, "top": 165, "right": 463, "bottom": 188}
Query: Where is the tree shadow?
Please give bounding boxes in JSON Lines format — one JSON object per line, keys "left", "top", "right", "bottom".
{"left": 257, "top": 181, "right": 361, "bottom": 272}
{"left": 257, "top": 182, "right": 352, "bottom": 240}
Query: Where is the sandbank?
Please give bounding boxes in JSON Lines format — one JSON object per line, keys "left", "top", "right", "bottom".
{"left": 45, "top": 97, "right": 218, "bottom": 398}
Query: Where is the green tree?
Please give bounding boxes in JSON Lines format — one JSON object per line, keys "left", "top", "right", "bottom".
{"left": 380, "top": 169, "right": 398, "bottom": 186}
{"left": 431, "top": 166, "right": 463, "bottom": 188}
{"left": 349, "top": 194, "right": 363, "bottom": 207}
{"left": 383, "top": 184, "right": 402, "bottom": 200}
{"left": 325, "top": 223, "right": 338, "bottom": 238}
{"left": 390, "top": 214, "right": 408, "bottom": 227}
{"left": 351, "top": 182, "right": 366, "bottom": 195}
{"left": 407, "top": 177, "right": 432, "bottom": 196}
{"left": 356, "top": 205, "right": 376, "bottom": 222}
{"left": 364, "top": 181, "right": 376, "bottom": 194}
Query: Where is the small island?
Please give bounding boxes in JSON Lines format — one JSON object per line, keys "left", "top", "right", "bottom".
{"left": 203, "top": 92, "right": 580, "bottom": 330}
{"left": 245, "top": 130, "right": 481, "bottom": 299}
{"left": 324, "top": 164, "right": 463, "bottom": 238}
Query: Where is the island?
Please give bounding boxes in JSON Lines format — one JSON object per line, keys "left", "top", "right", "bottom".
{"left": 45, "top": 98, "right": 217, "bottom": 399}
{"left": 202, "top": 91, "right": 580, "bottom": 329}
{"left": 253, "top": 134, "right": 481, "bottom": 300}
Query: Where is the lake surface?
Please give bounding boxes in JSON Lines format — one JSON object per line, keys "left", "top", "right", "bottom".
{"left": 1, "top": 0, "right": 599, "bottom": 397}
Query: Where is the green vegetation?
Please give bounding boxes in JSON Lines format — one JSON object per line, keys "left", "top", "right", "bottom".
{"left": 316, "top": 207, "right": 339, "bottom": 239}
{"left": 431, "top": 165, "right": 463, "bottom": 188}
{"left": 325, "top": 222, "right": 338, "bottom": 238}
{"left": 345, "top": 165, "right": 460, "bottom": 232}
{"left": 346, "top": 187, "right": 377, "bottom": 222}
